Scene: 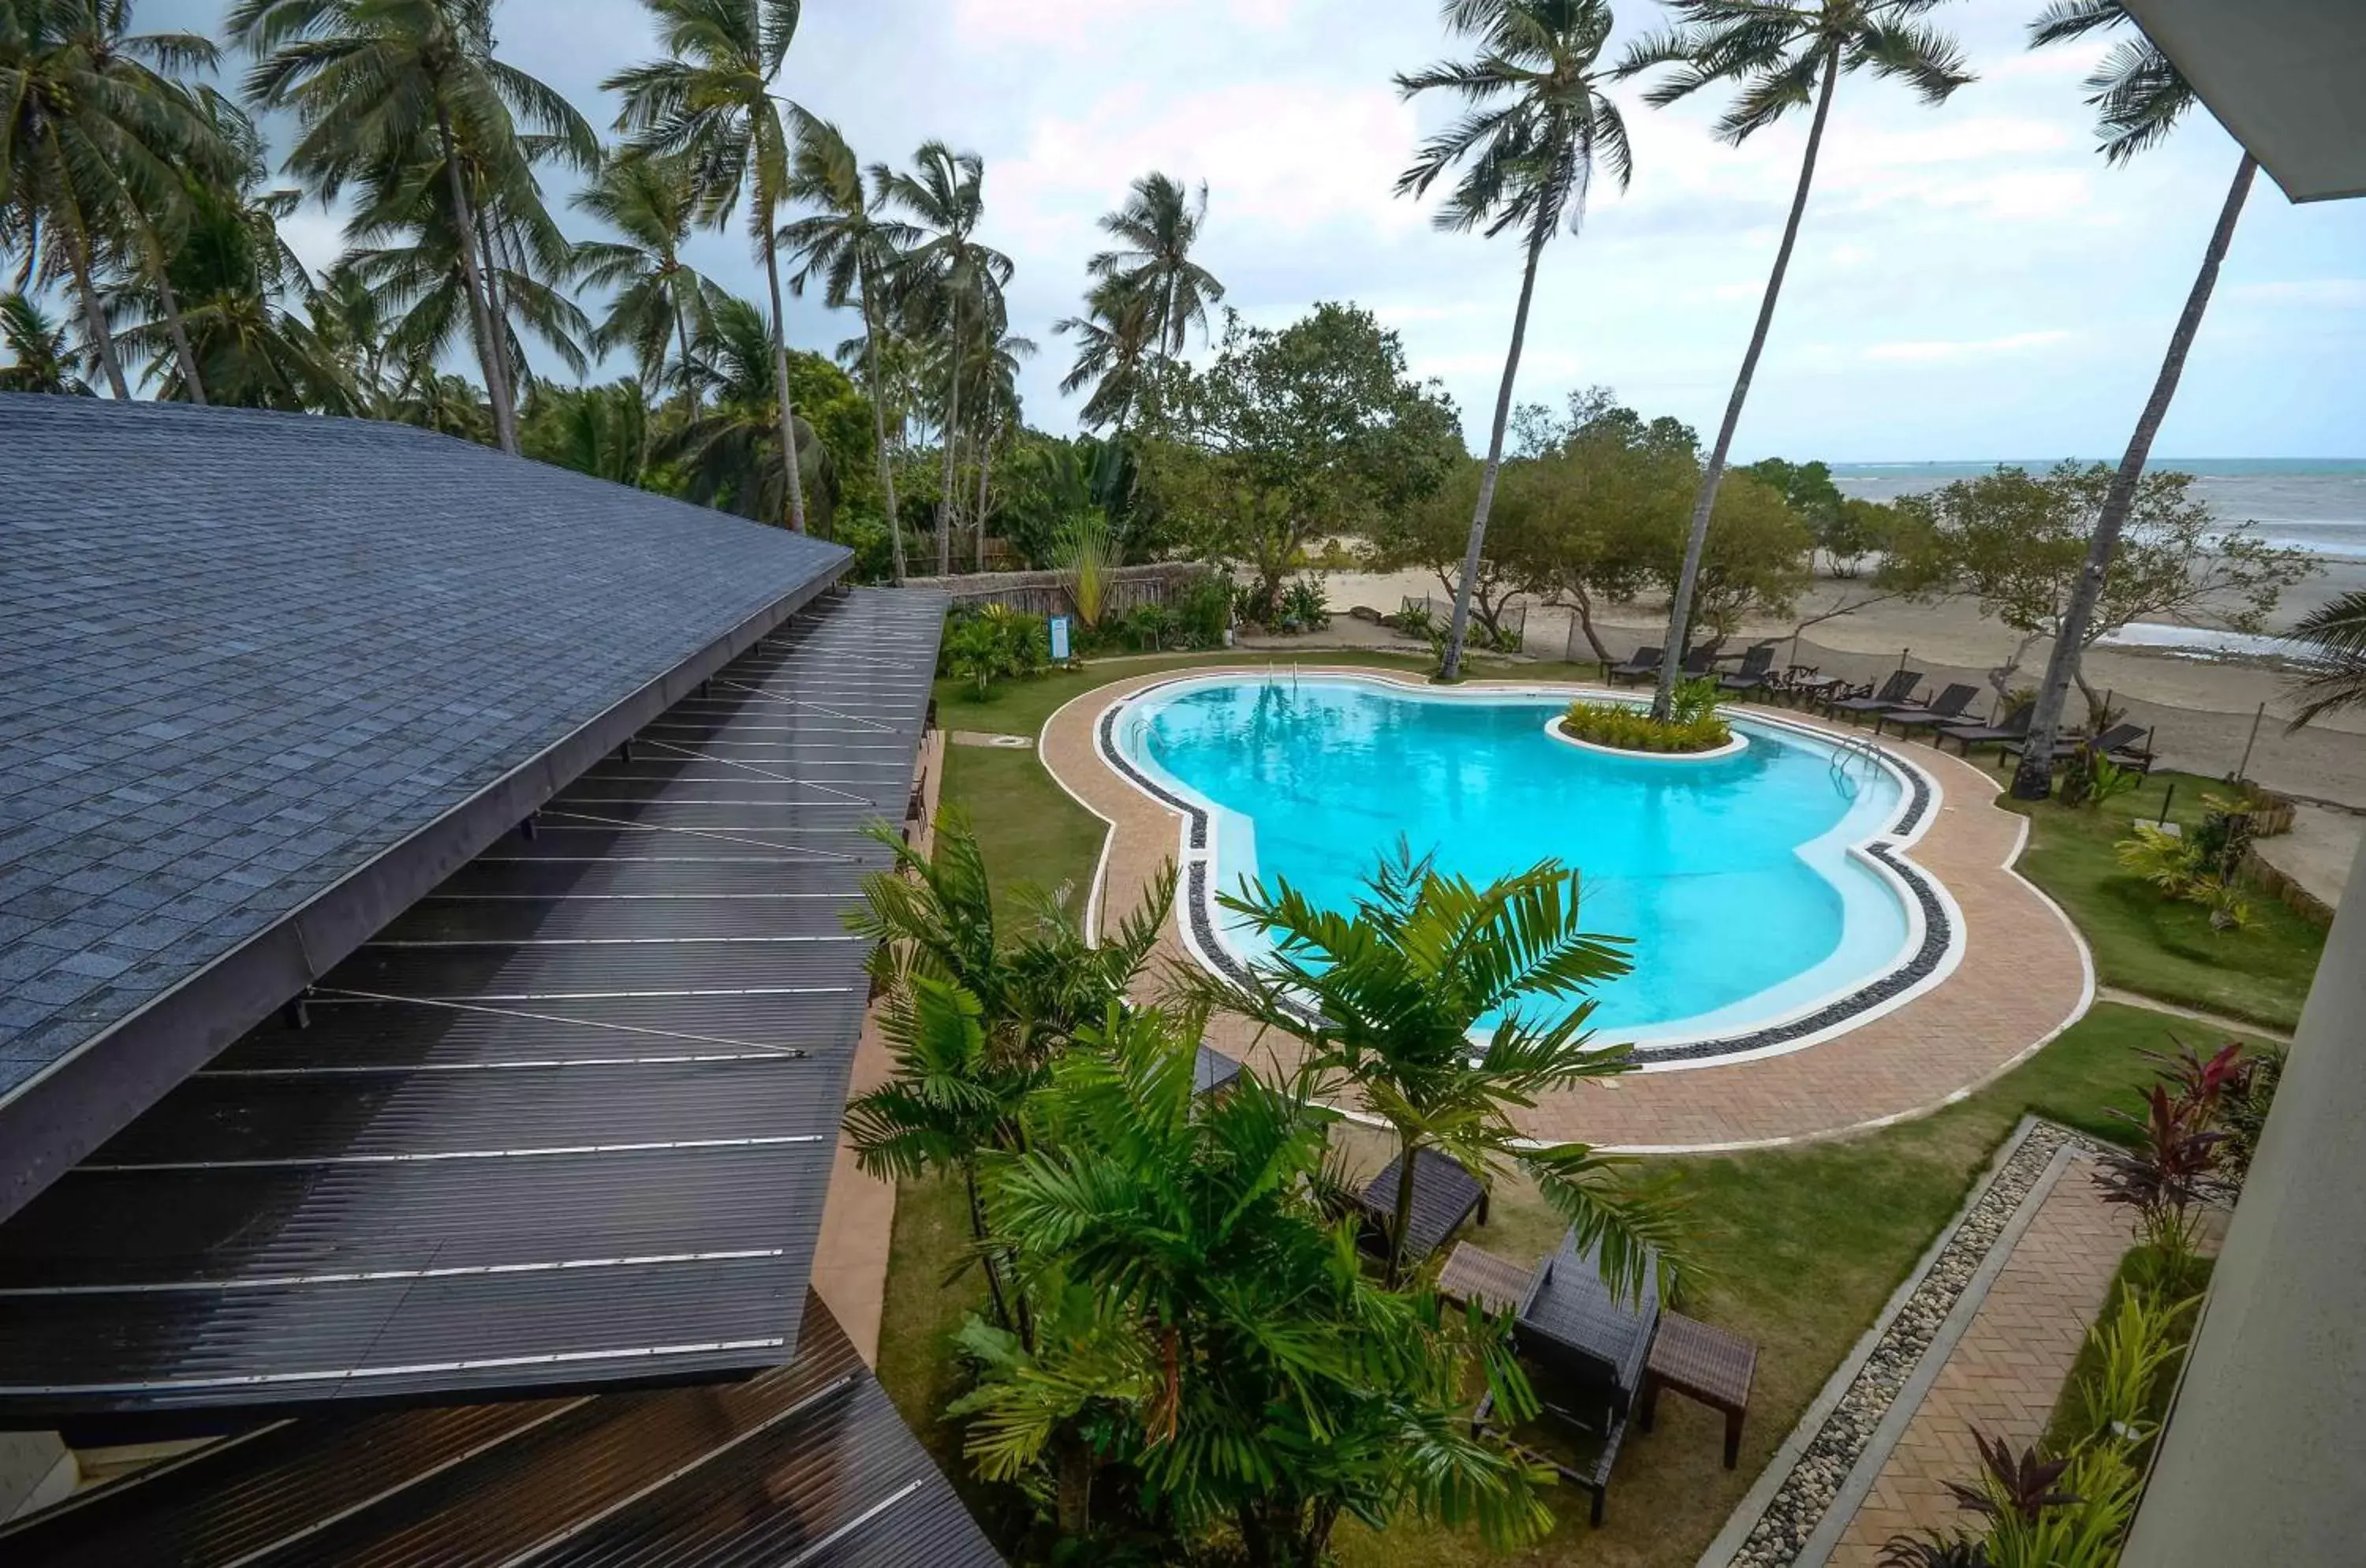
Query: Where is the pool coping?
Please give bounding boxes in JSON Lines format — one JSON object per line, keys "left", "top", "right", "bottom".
{"left": 1037, "top": 663, "right": 2098, "bottom": 1154}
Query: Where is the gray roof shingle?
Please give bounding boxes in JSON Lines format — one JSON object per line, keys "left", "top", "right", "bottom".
{"left": 0, "top": 396, "right": 848, "bottom": 1154}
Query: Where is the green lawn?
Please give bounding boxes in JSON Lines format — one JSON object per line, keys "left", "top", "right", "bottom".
{"left": 1995, "top": 768, "right": 2325, "bottom": 1030}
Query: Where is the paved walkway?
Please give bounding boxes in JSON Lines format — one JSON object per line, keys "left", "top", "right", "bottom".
{"left": 1828, "top": 1157, "right": 2129, "bottom": 1564}
{"left": 1040, "top": 665, "right": 2094, "bottom": 1152}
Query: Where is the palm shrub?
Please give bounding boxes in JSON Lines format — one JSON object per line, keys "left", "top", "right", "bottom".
{"left": 1561, "top": 685, "right": 1733, "bottom": 754}
{"left": 2282, "top": 588, "right": 2366, "bottom": 729}
{"left": 1198, "top": 846, "right": 1685, "bottom": 1294}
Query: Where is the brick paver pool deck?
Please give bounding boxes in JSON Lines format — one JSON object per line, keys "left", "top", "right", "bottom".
{"left": 1040, "top": 665, "right": 2094, "bottom": 1152}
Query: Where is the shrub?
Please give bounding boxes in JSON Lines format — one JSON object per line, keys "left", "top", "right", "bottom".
{"left": 1173, "top": 573, "right": 1233, "bottom": 648}
{"left": 1122, "top": 602, "right": 1176, "bottom": 651}
{"left": 1558, "top": 698, "right": 1733, "bottom": 755}
{"left": 944, "top": 604, "right": 1049, "bottom": 698}
{"left": 1279, "top": 575, "right": 1330, "bottom": 633}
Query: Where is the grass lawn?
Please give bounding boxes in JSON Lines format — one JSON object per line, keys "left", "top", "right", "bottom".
{"left": 1995, "top": 767, "right": 2325, "bottom": 1031}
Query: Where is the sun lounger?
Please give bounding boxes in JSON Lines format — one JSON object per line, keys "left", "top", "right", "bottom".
{"left": 1718, "top": 646, "right": 1777, "bottom": 694}
{"left": 1606, "top": 645, "right": 1662, "bottom": 685}
{"left": 1938, "top": 700, "right": 2032, "bottom": 757}
{"left": 1879, "top": 682, "right": 1980, "bottom": 738}
{"left": 1824, "top": 668, "right": 1922, "bottom": 723}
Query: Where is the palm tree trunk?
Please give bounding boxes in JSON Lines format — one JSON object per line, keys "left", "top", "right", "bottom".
{"left": 674, "top": 308, "right": 697, "bottom": 421}
{"left": 938, "top": 292, "right": 962, "bottom": 576}
{"left": 1441, "top": 207, "right": 1551, "bottom": 681}
{"left": 53, "top": 174, "right": 129, "bottom": 400}
{"left": 974, "top": 419, "right": 993, "bottom": 570}
{"left": 1653, "top": 43, "right": 1840, "bottom": 721}
{"left": 760, "top": 229, "right": 810, "bottom": 533}
{"left": 1386, "top": 1131, "right": 1419, "bottom": 1289}
{"left": 438, "top": 106, "right": 517, "bottom": 455}
{"left": 2011, "top": 152, "right": 2258, "bottom": 799}
{"left": 151, "top": 261, "right": 207, "bottom": 407}
{"left": 477, "top": 218, "right": 513, "bottom": 410}
{"left": 860, "top": 275, "right": 907, "bottom": 584}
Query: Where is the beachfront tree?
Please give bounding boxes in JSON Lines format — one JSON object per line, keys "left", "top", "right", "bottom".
{"left": 0, "top": 292, "right": 89, "bottom": 394}
{"left": 2006, "top": 1, "right": 2261, "bottom": 797}
{"left": 1394, "top": 0, "right": 1630, "bottom": 682}
{"left": 877, "top": 141, "right": 1011, "bottom": 576}
{"left": 608, "top": 0, "right": 813, "bottom": 530}
{"left": 573, "top": 151, "right": 720, "bottom": 416}
{"left": 1199, "top": 845, "right": 1685, "bottom": 1294}
{"left": 1054, "top": 275, "right": 1157, "bottom": 434}
{"left": 1617, "top": 0, "right": 1973, "bottom": 720}
{"left": 1086, "top": 171, "right": 1225, "bottom": 361}
{"left": 2281, "top": 592, "right": 2366, "bottom": 731}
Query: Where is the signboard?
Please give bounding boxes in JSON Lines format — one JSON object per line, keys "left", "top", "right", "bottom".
{"left": 1049, "top": 615, "right": 1071, "bottom": 663}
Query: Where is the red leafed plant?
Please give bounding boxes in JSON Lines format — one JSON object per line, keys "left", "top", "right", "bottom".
{"left": 2142, "top": 1037, "right": 2251, "bottom": 1124}
{"left": 1947, "top": 1430, "right": 2081, "bottom": 1524}
{"left": 2095, "top": 1083, "right": 2230, "bottom": 1257}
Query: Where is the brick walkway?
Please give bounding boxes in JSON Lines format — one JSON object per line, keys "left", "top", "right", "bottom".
{"left": 1039, "top": 665, "right": 2094, "bottom": 1151}
{"left": 1828, "top": 1158, "right": 2130, "bottom": 1564}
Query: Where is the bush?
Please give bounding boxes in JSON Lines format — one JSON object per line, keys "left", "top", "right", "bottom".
{"left": 943, "top": 604, "right": 1049, "bottom": 698}
{"left": 1121, "top": 602, "right": 1177, "bottom": 651}
{"left": 1558, "top": 699, "right": 1733, "bottom": 755}
{"left": 1174, "top": 573, "right": 1233, "bottom": 648}
{"left": 1278, "top": 576, "right": 1330, "bottom": 633}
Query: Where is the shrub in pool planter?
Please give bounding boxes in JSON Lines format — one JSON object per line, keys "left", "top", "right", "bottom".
{"left": 1558, "top": 700, "right": 1733, "bottom": 756}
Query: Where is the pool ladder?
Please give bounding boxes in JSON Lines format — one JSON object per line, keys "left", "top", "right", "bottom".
{"left": 1828, "top": 728, "right": 1884, "bottom": 801}
{"left": 1262, "top": 661, "right": 1301, "bottom": 696}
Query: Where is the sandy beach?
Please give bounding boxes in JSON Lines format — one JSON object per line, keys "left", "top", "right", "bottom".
{"left": 1271, "top": 564, "right": 2366, "bottom": 810}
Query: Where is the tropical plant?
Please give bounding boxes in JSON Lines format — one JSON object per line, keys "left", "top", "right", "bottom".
{"left": 232, "top": 0, "right": 598, "bottom": 453}
{"left": 2092, "top": 1083, "right": 2228, "bottom": 1261}
{"left": 1054, "top": 274, "right": 1157, "bottom": 434}
{"left": 572, "top": 149, "right": 719, "bottom": 414}
{"left": 1198, "top": 845, "right": 1685, "bottom": 1291}
{"left": 1395, "top": 0, "right": 1631, "bottom": 681}
{"left": 2007, "top": 0, "right": 2263, "bottom": 797}
{"left": 606, "top": 0, "right": 813, "bottom": 528}
{"left": 1085, "top": 171, "right": 1224, "bottom": 361}
{"left": 662, "top": 293, "right": 837, "bottom": 525}
{"left": 876, "top": 140, "right": 1013, "bottom": 576}
{"left": 522, "top": 379, "right": 649, "bottom": 485}
{"left": 1616, "top": 0, "right": 1974, "bottom": 720}
{"left": 1560, "top": 697, "right": 1731, "bottom": 755}
{"left": 2281, "top": 588, "right": 2366, "bottom": 730}
{"left": 2114, "top": 822, "right": 2204, "bottom": 898}
{"left": 1057, "top": 509, "right": 1114, "bottom": 632}
{"left": 2216, "top": 1044, "right": 2282, "bottom": 1182}
{"left": 1279, "top": 574, "right": 1330, "bottom": 632}
{"left": 2055, "top": 1286, "right": 2195, "bottom": 1453}
{"left": 0, "top": 290, "right": 88, "bottom": 393}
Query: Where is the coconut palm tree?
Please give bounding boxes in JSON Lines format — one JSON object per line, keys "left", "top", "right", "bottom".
{"left": 1054, "top": 275, "right": 1156, "bottom": 435}
{"left": 1086, "top": 171, "right": 1224, "bottom": 361}
{"left": 1618, "top": 0, "right": 1972, "bottom": 719}
{"left": 1397, "top": 0, "right": 1633, "bottom": 682}
{"left": 957, "top": 317, "right": 1035, "bottom": 569}
{"left": 2006, "top": 1, "right": 2259, "bottom": 797}
{"left": 665, "top": 290, "right": 835, "bottom": 528}
{"left": 2282, "top": 591, "right": 2366, "bottom": 730}
{"left": 0, "top": 289, "right": 89, "bottom": 393}
{"left": 1, "top": 1, "right": 230, "bottom": 400}
{"left": 606, "top": 0, "right": 813, "bottom": 531}
{"left": 876, "top": 140, "right": 1013, "bottom": 576}
{"left": 572, "top": 150, "right": 718, "bottom": 416}
{"left": 230, "top": 0, "right": 597, "bottom": 454}
{"left": 780, "top": 110, "right": 913, "bottom": 580}
{"left": 1200, "top": 846, "right": 1685, "bottom": 1294}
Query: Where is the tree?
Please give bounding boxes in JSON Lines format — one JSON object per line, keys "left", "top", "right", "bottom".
{"left": 1395, "top": 0, "right": 1632, "bottom": 681}
{"left": 663, "top": 293, "right": 840, "bottom": 528}
{"left": 1140, "top": 303, "right": 1462, "bottom": 614}
{"left": 522, "top": 378, "right": 649, "bottom": 486}
{"left": 781, "top": 109, "right": 910, "bottom": 580}
{"left": 233, "top": 0, "right": 598, "bottom": 454}
{"left": 2282, "top": 591, "right": 2366, "bottom": 731}
{"left": 1642, "top": 465, "right": 1814, "bottom": 647}
{"left": 1199, "top": 845, "right": 1686, "bottom": 1296}
{"left": 876, "top": 140, "right": 1012, "bottom": 575}
{"left": 1618, "top": 0, "right": 1973, "bottom": 719}
{"left": 573, "top": 150, "right": 719, "bottom": 416}
{"left": 1086, "top": 171, "right": 1224, "bottom": 360}
{"left": 2009, "top": 1, "right": 2262, "bottom": 798}
{"left": 608, "top": 0, "right": 813, "bottom": 530}
{"left": 1053, "top": 276, "right": 1156, "bottom": 434}
{"left": 1504, "top": 391, "right": 1692, "bottom": 659}
{"left": 1890, "top": 463, "right": 2312, "bottom": 710}
{"left": 0, "top": 289, "right": 89, "bottom": 393}
{"left": 1744, "top": 456, "right": 1852, "bottom": 566}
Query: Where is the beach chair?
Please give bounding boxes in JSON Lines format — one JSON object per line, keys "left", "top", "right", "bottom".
{"left": 1939, "top": 700, "right": 2032, "bottom": 757}
{"left": 1824, "top": 669, "right": 1922, "bottom": 724}
{"left": 1606, "top": 645, "right": 1662, "bottom": 685}
{"left": 1879, "top": 682, "right": 1980, "bottom": 740}
{"left": 1718, "top": 646, "right": 1778, "bottom": 695}
{"left": 2001, "top": 721, "right": 2148, "bottom": 771}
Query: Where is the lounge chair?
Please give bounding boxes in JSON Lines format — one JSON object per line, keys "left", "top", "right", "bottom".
{"left": 1718, "top": 646, "right": 1777, "bottom": 695}
{"left": 1678, "top": 645, "right": 1718, "bottom": 678}
{"left": 1605, "top": 645, "right": 1662, "bottom": 685}
{"left": 1823, "top": 668, "right": 1922, "bottom": 724}
{"left": 1938, "top": 700, "right": 2032, "bottom": 757}
{"left": 2001, "top": 721, "right": 2149, "bottom": 771}
{"left": 1879, "top": 681, "right": 1980, "bottom": 739}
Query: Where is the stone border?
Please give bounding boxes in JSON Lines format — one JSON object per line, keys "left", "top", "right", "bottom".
{"left": 1699, "top": 1118, "right": 2099, "bottom": 1568}
{"left": 1095, "top": 670, "right": 1955, "bottom": 1067}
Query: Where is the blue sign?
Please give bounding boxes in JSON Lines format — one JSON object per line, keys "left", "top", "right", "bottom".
{"left": 1049, "top": 615, "right": 1072, "bottom": 662}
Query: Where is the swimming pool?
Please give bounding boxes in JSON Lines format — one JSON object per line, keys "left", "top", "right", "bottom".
{"left": 1103, "top": 673, "right": 1956, "bottom": 1061}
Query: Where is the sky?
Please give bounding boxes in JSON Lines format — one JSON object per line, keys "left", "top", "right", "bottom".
{"left": 138, "top": 0, "right": 2366, "bottom": 461}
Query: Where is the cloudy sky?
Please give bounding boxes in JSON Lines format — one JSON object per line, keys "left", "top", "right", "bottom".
{"left": 144, "top": 0, "right": 2366, "bottom": 461}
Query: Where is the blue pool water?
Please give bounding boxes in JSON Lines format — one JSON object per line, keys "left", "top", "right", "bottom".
{"left": 1121, "top": 676, "right": 1918, "bottom": 1045}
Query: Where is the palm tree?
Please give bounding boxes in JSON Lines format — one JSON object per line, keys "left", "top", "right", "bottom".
{"left": 1086, "top": 171, "right": 1224, "bottom": 361}
{"left": 957, "top": 317, "right": 1035, "bottom": 569}
{"left": 1, "top": 1, "right": 230, "bottom": 400}
{"left": 606, "top": 0, "right": 813, "bottom": 531}
{"left": 1201, "top": 846, "right": 1685, "bottom": 1294}
{"left": 0, "top": 290, "right": 90, "bottom": 393}
{"left": 1397, "top": 0, "right": 1633, "bottom": 682}
{"left": 664, "top": 291, "right": 835, "bottom": 527}
{"left": 1618, "top": 0, "right": 1972, "bottom": 719}
{"left": 573, "top": 150, "right": 718, "bottom": 416}
{"left": 230, "top": 0, "right": 597, "bottom": 454}
{"left": 2282, "top": 591, "right": 2366, "bottom": 730}
{"left": 780, "top": 109, "right": 912, "bottom": 580}
{"left": 1054, "top": 276, "right": 1156, "bottom": 435}
{"left": 876, "top": 141, "right": 1013, "bottom": 576}
{"left": 2006, "top": 1, "right": 2258, "bottom": 798}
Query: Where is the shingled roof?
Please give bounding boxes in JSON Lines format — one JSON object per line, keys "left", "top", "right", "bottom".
{"left": 0, "top": 397, "right": 849, "bottom": 1218}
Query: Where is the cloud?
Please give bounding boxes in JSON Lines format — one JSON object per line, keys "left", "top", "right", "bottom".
{"left": 1863, "top": 330, "right": 2073, "bottom": 363}
{"left": 2231, "top": 279, "right": 2366, "bottom": 308}
{"left": 952, "top": 0, "right": 1291, "bottom": 48}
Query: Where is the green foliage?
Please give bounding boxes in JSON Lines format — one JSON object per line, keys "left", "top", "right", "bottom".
{"left": 942, "top": 604, "right": 1050, "bottom": 699}
{"left": 521, "top": 379, "right": 650, "bottom": 486}
{"left": 1056, "top": 510, "right": 1114, "bottom": 631}
{"left": 2281, "top": 588, "right": 2366, "bottom": 730}
{"left": 0, "top": 293, "right": 90, "bottom": 395}
{"left": 1668, "top": 674, "right": 1722, "bottom": 726}
{"left": 2112, "top": 820, "right": 2252, "bottom": 934}
{"left": 1171, "top": 573, "right": 1233, "bottom": 648}
{"left": 1559, "top": 699, "right": 1733, "bottom": 756}
{"left": 1280, "top": 575, "right": 1331, "bottom": 633}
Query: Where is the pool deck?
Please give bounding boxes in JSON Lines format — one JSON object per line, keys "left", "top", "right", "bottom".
{"left": 1039, "top": 665, "right": 2094, "bottom": 1154}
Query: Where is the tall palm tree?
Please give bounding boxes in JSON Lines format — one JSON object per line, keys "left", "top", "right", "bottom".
{"left": 2282, "top": 591, "right": 2366, "bottom": 731}
{"left": 1086, "top": 171, "right": 1224, "bottom": 360}
{"left": 665, "top": 291, "right": 834, "bottom": 528}
{"left": 877, "top": 141, "right": 1013, "bottom": 576}
{"left": 780, "top": 109, "right": 912, "bottom": 581}
{"left": 1054, "top": 275, "right": 1155, "bottom": 435}
{"left": 1618, "top": 0, "right": 1972, "bottom": 719}
{"left": 958, "top": 317, "right": 1035, "bottom": 569}
{"left": 1, "top": 0, "right": 230, "bottom": 400}
{"left": 2006, "top": 0, "right": 2256, "bottom": 798}
{"left": 0, "top": 289, "right": 89, "bottom": 393}
{"left": 1200, "top": 846, "right": 1685, "bottom": 1294}
{"left": 573, "top": 150, "right": 718, "bottom": 415}
{"left": 1397, "top": 0, "right": 1633, "bottom": 682}
{"left": 607, "top": 0, "right": 813, "bottom": 531}
{"left": 230, "top": 0, "right": 597, "bottom": 454}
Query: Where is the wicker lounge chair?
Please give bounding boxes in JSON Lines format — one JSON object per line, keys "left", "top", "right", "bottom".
{"left": 1436, "top": 1241, "right": 1533, "bottom": 1316}
{"left": 1677, "top": 645, "right": 1718, "bottom": 678}
{"left": 2002, "top": 721, "right": 2148, "bottom": 771}
{"left": 1718, "top": 646, "right": 1777, "bottom": 694}
{"left": 1605, "top": 645, "right": 1662, "bottom": 685}
{"left": 1938, "top": 700, "right": 2032, "bottom": 757}
{"left": 1824, "top": 668, "right": 1923, "bottom": 723}
{"left": 1353, "top": 1148, "right": 1489, "bottom": 1266}
{"left": 1879, "top": 681, "right": 1980, "bottom": 739}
